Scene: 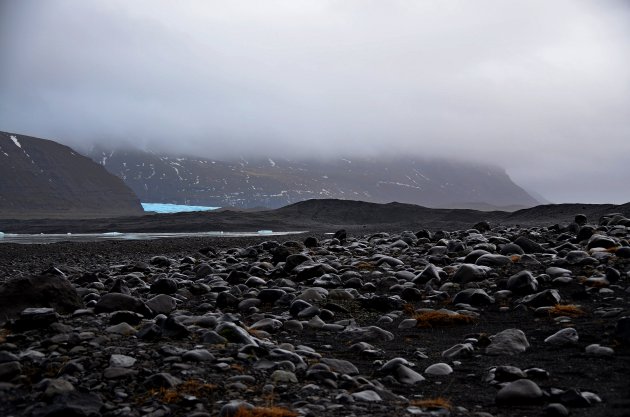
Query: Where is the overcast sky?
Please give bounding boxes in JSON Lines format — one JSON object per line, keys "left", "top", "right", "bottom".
{"left": 1, "top": 1, "right": 629, "bottom": 204}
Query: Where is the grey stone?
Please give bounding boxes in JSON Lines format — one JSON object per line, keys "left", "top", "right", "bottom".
{"left": 585, "top": 344, "right": 614, "bottom": 356}
{"left": 452, "top": 264, "right": 487, "bottom": 283}
{"left": 103, "top": 367, "right": 139, "bottom": 379}
{"left": 201, "top": 330, "right": 228, "bottom": 344}
{"left": 544, "top": 403, "right": 569, "bottom": 417}
{"left": 145, "top": 294, "right": 178, "bottom": 315}
{"left": 321, "top": 358, "right": 359, "bottom": 375}
{"left": 0, "top": 362, "right": 22, "bottom": 381}
{"left": 42, "top": 378, "right": 75, "bottom": 399}
{"left": 0, "top": 275, "right": 83, "bottom": 319}
{"left": 95, "top": 293, "right": 152, "bottom": 317}
{"left": 106, "top": 322, "right": 137, "bottom": 335}
{"left": 35, "top": 392, "right": 104, "bottom": 417}
{"left": 544, "top": 328, "right": 578, "bottom": 345}
{"left": 452, "top": 288, "right": 494, "bottom": 306}
{"left": 506, "top": 271, "right": 538, "bottom": 295}
{"left": 352, "top": 390, "right": 382, "bottom": 402}
{"left": 182, "top": 349, "right": 215, "bottom": 362}
{"left": 270, "top": 370, "right": 298, "bottom": 383}
{"left": 341, "top": 325, "right": 394, "bottom": 343}
{"left": 486, "top": 329, "right": 530, "bottom": 355}
{"left": 424, "top": 362, "right": 453, "bottom": 376}
{"left": 109, "top": 354, "right": 136, "bottom": 368}
{"left": 14, "top": 307, "right": 59, "bottom": 330}
{"left": 442, "top": 343, "right": 474, "bottom": 359}
{"left": 476, "top": 254, "right": 512, "bottom": 266}
{"left": 219, "top": 400, "right": 254, "bottom": 417}
{"left": 615, "top": 316, "right": 630, "bottom": 342}
{"left": 144, "top": 372, "right": 182, "bottom": 389}
{"left": 520, "top": 289, "right": 561, "bottom": 307}
{"left": 496, "top": 379, "right": 543, "bottom": 406}
{"left": 394, "top": 364, "right": 425, "bottom": 384}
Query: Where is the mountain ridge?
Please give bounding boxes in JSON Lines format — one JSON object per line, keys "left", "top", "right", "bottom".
{"left": 87, "top": 146, "right": 540, "bottom": 210}
{"left": 0, "top": 131, "right": 144, "bottom": 219}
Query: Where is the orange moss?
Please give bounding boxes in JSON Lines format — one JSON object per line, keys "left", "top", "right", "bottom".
{"left": 414, "top": 310, "right": 477, "bottom": 328}
{"left": 510, "top": 255, "right": 521, "bottom": 263}
{"left": 0, "top": 328, "right": 10, "bottom": 343}
{"left": 410, "top": 397, "right": 453, "bottom": 410}
{"left": 354, "top": 261, "right": 375, "bottom": 271}
{"left": 234, "top": 406, "right": 299, "bottom": 417}
{"left": 246, "top": 327, "right": 268, "bottom": 338}
{"left": 230, "top": 363, "right": 247, "bottom": 373}
{"left": 149, "top": 379, "right": 217, "bottom": 404}
{"left": 403, "top": 303, "right": 417, "bottom": 316}
{"left": 548, "top": 304, "right": 586, "bottom": 318}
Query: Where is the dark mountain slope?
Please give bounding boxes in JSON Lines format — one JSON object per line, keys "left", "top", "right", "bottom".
{"left": 0, "top": 132, "right": 143, "bottom": 219}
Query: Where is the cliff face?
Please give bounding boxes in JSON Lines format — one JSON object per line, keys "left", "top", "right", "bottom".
{"left": 0, "top": 132, "right": 144, "bottom": 219}
{"left": 88, "top": 147, "right": 539, "bottom": 210}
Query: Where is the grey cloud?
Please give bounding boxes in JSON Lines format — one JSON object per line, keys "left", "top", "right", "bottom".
{"left": 1, "top": 0, "right": 629, "bottom": 203}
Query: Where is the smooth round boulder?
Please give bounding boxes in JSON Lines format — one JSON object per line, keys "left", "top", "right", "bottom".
{"left": 150, "top": 278, "right": 178, "bottom": 294}
{"left": 506, "top": 271, "right": 538, "bottom": 295}
{"left": 496, "top": 379, "right": 543, "bottom": 406}
{"left": 486, "top": 329, "right": 530, "bottom": 355}
{"left": 94, "top": 293, "right": 152, "bottom": 317}
{"left": 500, "top": 243, "right": 525, "bottom": 256}
{"left": 452, "top": 264, "right": 487, "bottom": 283}
{"left": 544, "top": 328, "right": 579, "bottom": 346}
{"left": 424, "top": 363, "right": 453, "bottom": 376}
{"left": 452, "top": 288, "right": 494, "bottom": 306}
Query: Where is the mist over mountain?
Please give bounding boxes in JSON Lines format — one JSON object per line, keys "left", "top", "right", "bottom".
{"left": 1, "top": 1, "right": 629, "bottom": 204}
{"left": 87, "top": 146, "right": 539, "bottom": 210}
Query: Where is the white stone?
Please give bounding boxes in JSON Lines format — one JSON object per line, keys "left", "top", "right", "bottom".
{"left": 109, "top": 354, "right": 136, "bottom": 368}
{"left": 544, "top": 328, "right": 578, "bottom": 345}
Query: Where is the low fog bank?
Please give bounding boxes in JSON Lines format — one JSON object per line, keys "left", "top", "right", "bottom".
{"left": 1, "top": 1, "right": 629, "bottom": 204}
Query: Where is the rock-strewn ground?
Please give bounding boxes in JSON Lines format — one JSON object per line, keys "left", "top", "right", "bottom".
{"left": 1, "top": 213, "right": 629, "bottom": 417}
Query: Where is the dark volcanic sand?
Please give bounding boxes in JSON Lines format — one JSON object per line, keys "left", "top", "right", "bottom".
{"left": 1, "top": 221, "right": 629, "bottom": 417}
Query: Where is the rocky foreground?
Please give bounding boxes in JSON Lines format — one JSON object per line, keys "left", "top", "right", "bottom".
{"left": 0, "top": 213, "right": 629, "bottom": 417}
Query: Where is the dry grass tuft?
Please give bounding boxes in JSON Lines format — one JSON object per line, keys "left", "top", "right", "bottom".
{"left": 0, "top": 328, "right": 9, "bottom": 343}
{"left": 403, "top": 303, "right": 417, "bottom": 316}
{"left": 246, "top": 327, "right": 268, "bottom": 338}
{"left": 414, "top": 310, "right": 477, "bottom": 328}
{"left": 410, "top": 397, "right": 453, "bottom": 410}
{"left": 548, "top": 304, "right": 586, "bottom": 318}
{"left": 234, "top": 406, "right": 299, "bottom": 417}
{"left": 148, "top": 379, "right": 217, "bottom": 404}
{"left": 353, "top": 261, "right": 375, "bottom": 271}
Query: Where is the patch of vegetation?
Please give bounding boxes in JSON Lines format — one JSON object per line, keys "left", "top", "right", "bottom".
{"left": 148, "top": 379, "right": 217, "bottom": 404}
{"left": 548, "top": 304, "right": 586, "bottom": 318}
{"left": 234, "top": 406, "right": 298, "bottom": 417}
{"left": 410, "top": 397, "right": 452, "bottom": 410}
{"left": 0, "top": 327, "right": 9, "bottom": 343}
{"left": 414, "top": 310, "right": 477, "bottom": 328}
{"left": 352, "top": 261, "right": 375, "bottom": 271}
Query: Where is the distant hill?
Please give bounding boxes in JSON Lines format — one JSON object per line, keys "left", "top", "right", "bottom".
{"left": 87, "top": 147, "right": 540, "bottom": 210}
{"left": 0, "top": 132, "right": 144, "bottom": 219}
{"left": 2, "top": 198, "right": 628, "bottom": 234}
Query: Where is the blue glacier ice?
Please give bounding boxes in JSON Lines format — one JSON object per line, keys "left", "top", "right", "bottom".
{"left": 141, "top": 203, "right": 220, "bottom": 213}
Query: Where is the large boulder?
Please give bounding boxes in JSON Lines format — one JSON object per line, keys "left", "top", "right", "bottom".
{"left": 0, "top": 275, "right": 83, "bottom": 321}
